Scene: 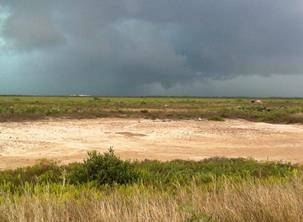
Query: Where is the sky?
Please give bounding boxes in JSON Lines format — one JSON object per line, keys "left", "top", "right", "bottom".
{"left": 0, "top": 0, "right": 303, "bottom": 97}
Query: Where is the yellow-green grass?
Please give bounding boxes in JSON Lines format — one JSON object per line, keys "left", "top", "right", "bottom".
{"left": 0, "top": 175, "right": 303, "bottom": 221}
{"left": 1, "top": 96, "right": 303, "bottom": 123}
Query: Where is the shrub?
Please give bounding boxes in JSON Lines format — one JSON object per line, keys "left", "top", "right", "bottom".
{"left": 67, "top": 148, "right": 139, "bottom": 185}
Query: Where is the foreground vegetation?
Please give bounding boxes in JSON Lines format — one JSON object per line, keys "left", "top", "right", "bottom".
{"left": 0, "top": 149, "right": 302, "bottom": 221}
{"left": 1, "top": 96, "right": 303, "bottom": 123}
{"left": 2, "top": 179, "right": 303, "bottom": 222}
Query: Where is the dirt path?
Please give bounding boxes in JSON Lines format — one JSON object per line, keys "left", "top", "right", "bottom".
{"left": 1, "top": 118, "right": 303, "bottom": 169}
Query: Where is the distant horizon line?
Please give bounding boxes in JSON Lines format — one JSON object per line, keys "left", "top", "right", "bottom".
{"left": 0, "top": 94, "right": 302, "bottom": 99}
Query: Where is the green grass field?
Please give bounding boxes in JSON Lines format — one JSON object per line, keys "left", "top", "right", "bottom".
{"left": 1, "top": 96, "right": 303, "bottom": 123}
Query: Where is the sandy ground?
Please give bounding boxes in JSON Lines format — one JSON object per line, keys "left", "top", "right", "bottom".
{"left": 1, "top": 118, "right": 303, "bottom": 169}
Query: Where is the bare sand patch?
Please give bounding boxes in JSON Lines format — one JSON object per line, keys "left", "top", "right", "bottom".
{"left": 1, "top": 118, "right": 303, "bottom": 169}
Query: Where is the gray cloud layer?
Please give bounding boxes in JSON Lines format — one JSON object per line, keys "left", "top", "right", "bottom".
{"left": 0, "top": 0, "right": 303, "bottom": 96}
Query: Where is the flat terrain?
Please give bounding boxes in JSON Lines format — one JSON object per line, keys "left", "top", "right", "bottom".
{"left": 1, "top": 96, "right": 303, "bottom": 123}
{"left": 1, "top": 118, "right": 303, "bottom": 169}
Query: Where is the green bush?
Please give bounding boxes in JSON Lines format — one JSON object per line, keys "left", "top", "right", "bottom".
{"left": 67, "top": 148, "right": 139, "bottom": 185}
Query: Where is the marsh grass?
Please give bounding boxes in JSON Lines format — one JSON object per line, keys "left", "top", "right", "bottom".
{"left": 1, "top": 178, "right": 303, "bottom": 221}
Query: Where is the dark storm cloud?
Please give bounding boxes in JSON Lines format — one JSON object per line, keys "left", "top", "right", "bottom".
{"left": 4, "top": 12, "right": 65, "bottom": 51}
{"left": 0, "top": 0, "right": 303, "bottom": 95}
